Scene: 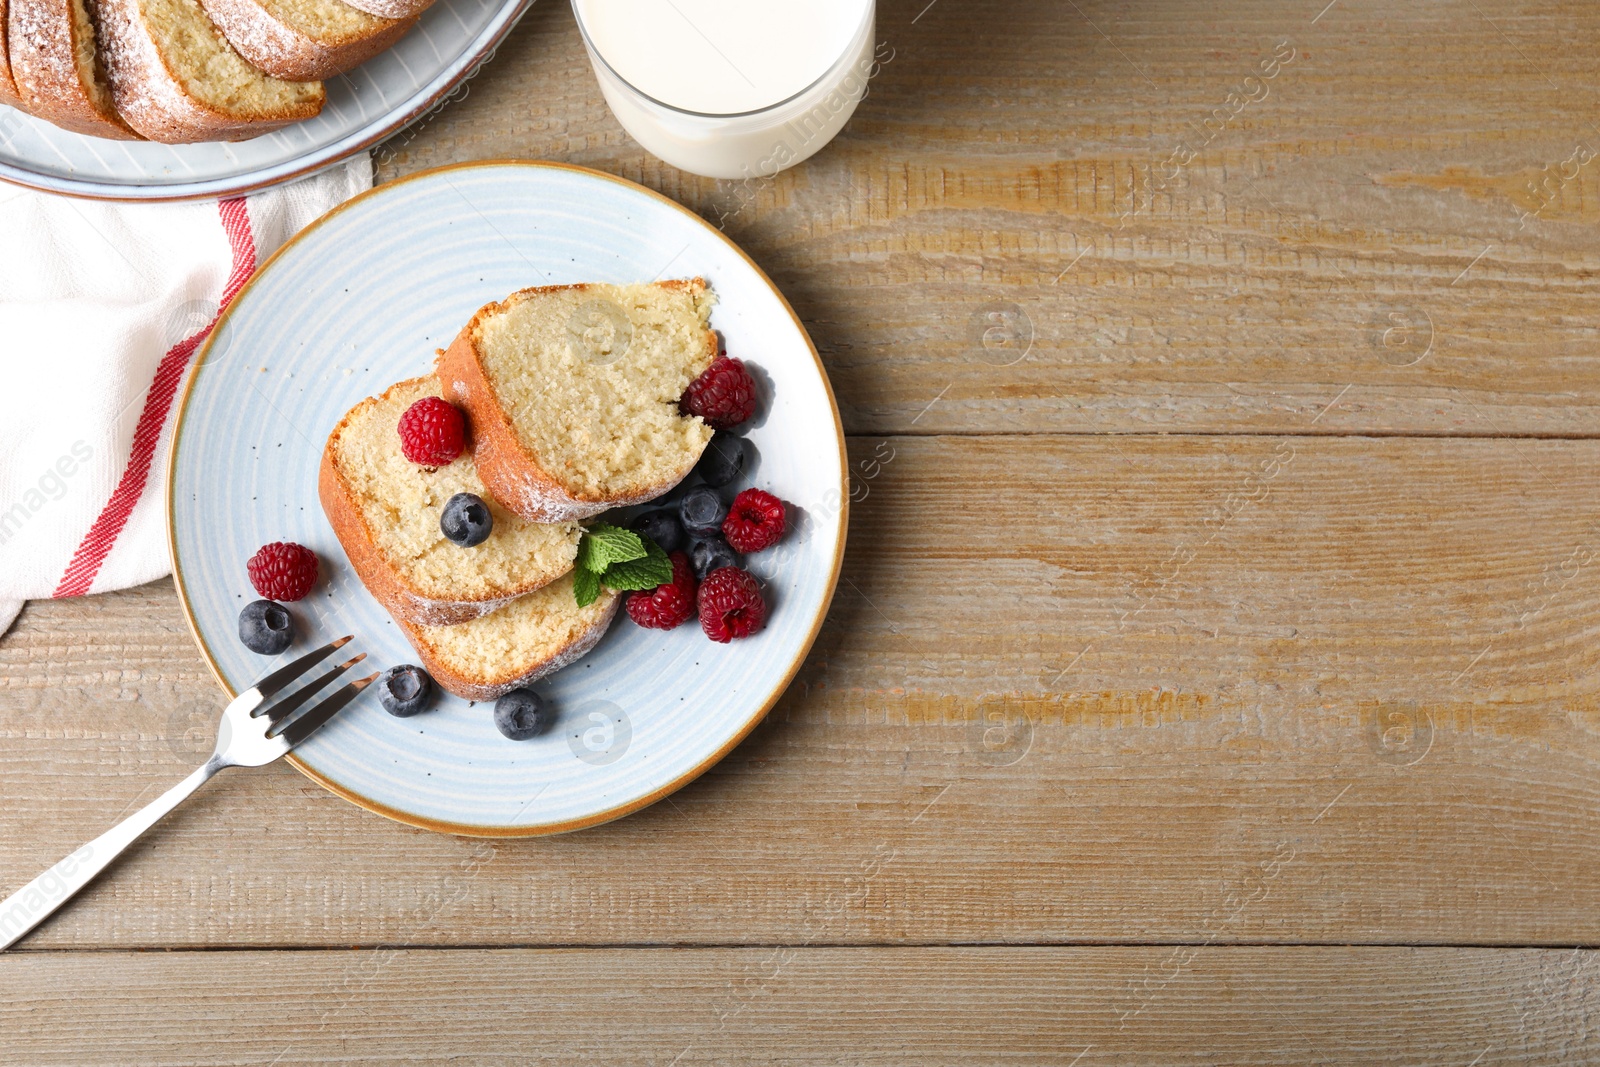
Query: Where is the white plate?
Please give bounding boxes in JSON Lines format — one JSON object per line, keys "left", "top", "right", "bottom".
{"left": 168, "top": 161, "right": 847, "bottom": 835}
{"left": 0, "top": 0, "right": 529, "bottom": 200}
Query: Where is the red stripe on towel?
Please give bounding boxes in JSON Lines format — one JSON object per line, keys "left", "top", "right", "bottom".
{"left": 54, "top": 197, "right": 257, "bottom": 597}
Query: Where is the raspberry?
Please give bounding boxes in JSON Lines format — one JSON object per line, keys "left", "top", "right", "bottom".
{"left": 247, "top": 541, "right": 318, "bottom": 601}
{"left": 625, "top": 551, "right": 698, "bottom": 630}
{"left": 697, "top": 566, "right": 767, "bottom": 642}
{"left": 681, "top": 355, "right": 756, "bottom": 430}
{"left": 721, "top": 488, "right": 786, "bottom": 553}
{"left": 397, "top": 396, "right": 465, "bottom": 466}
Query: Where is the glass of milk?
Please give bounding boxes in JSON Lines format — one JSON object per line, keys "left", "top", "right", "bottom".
{"left": 570, "top": 0, "right": 877, "bottom": 180}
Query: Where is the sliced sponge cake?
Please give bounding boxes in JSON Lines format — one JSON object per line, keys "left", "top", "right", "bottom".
{"left": 397, "top": 573, "right": 621, "bottom": 701}
{"left": 436, "top": 279, "right": 719, "bottom": 522}
{"left": 320, "top": 377, "right": 583, "bottom": 627}
{"left": 94, "top": 0, "right": 324, "bottom": 142}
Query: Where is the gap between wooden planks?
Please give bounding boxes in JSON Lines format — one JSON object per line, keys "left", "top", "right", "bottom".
{"left": 0, "top": 946, "right": 1587, "bottom": 1065}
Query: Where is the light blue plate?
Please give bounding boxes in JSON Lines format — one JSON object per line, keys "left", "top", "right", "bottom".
{"left": 168, "top": 161, "right": 846, "bottom": 835}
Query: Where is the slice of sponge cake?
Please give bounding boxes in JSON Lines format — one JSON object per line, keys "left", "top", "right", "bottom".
{"left": 436, "top": 279, "right": 719, "bottom": 522}
{"left": 198, "top": 0, "right": 415, "bottom": 80}
{"left": 9, "top": 0, "right": 142, "bottom": 138}
{"left": 396, "top": 572, "right": 621, "bottom": 701}
{"left": 0, "top": 0, "right": 23, "bottom": 106}
{"left": 320, "top": 377, "right": 582, "bottom": 627}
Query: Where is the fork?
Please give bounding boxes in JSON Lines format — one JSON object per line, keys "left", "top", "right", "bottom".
{"left": 0, "top": 636, "right": 376, "bottom": 951}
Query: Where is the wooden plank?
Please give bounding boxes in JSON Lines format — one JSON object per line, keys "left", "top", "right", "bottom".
{"left": 0, "top": 945, "right": 1587, "bottom": 1064}
{"left": 375, "top": 0, "right": 1600, "bottom": 436}
{"left": 4, "top": 435, "right": 1600, "bottom": 947}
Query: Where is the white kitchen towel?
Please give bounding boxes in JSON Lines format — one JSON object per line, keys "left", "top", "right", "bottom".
{"left": 0, "top": 158, "right": 372, "bottom": 636}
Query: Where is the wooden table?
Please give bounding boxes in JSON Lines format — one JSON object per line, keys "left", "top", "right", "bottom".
{"left": 5, "top": 0, "right": 1600, "bottom": 1061}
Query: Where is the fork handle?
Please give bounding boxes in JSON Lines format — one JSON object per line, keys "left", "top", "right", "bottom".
{"left": 0, "top": 755, "right": 226, "bottom": 951}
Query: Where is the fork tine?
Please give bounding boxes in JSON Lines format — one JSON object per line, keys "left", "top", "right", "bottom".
{"left": 273, "top": 673, "right": 378, "bottom": 748}
{"left": 256, "top": 654, "right": 366, "bottom": 725}
{"left": 246, "top": 636, "right": 354, "bottom": 704}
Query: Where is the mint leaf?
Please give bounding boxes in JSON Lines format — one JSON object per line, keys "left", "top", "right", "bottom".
{"left": 572, "top": 566, "right": 602, "bottom": 607}
{"left": 602, "top": 539, "right": 673, "bottom": 591}
{"left": 577, "top": 522, "right": 646, "bottom": 573}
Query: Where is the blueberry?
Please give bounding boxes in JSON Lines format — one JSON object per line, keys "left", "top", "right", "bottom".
{"left": 441, "top": 492, "right": 493, "bottom": 547}
{"left": 494, "top": 688, "right": 548, "bottom": 740}
{"left": 238, "top": 599, "right": 293, "bottom": 655}
{"left": 678, "top": 485, "right": 728, "bottom": 536}
{"left": 694, "top": 433, "right": 749, "bottom": 488}
{"left": 631, "top": 509, "right": 684, "bottom": 553}
{"left": 689, "top": 535, "right": 743, "bottom": 580}
{"left": 379, "top": 664, "right": 433, "bottom": 717}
